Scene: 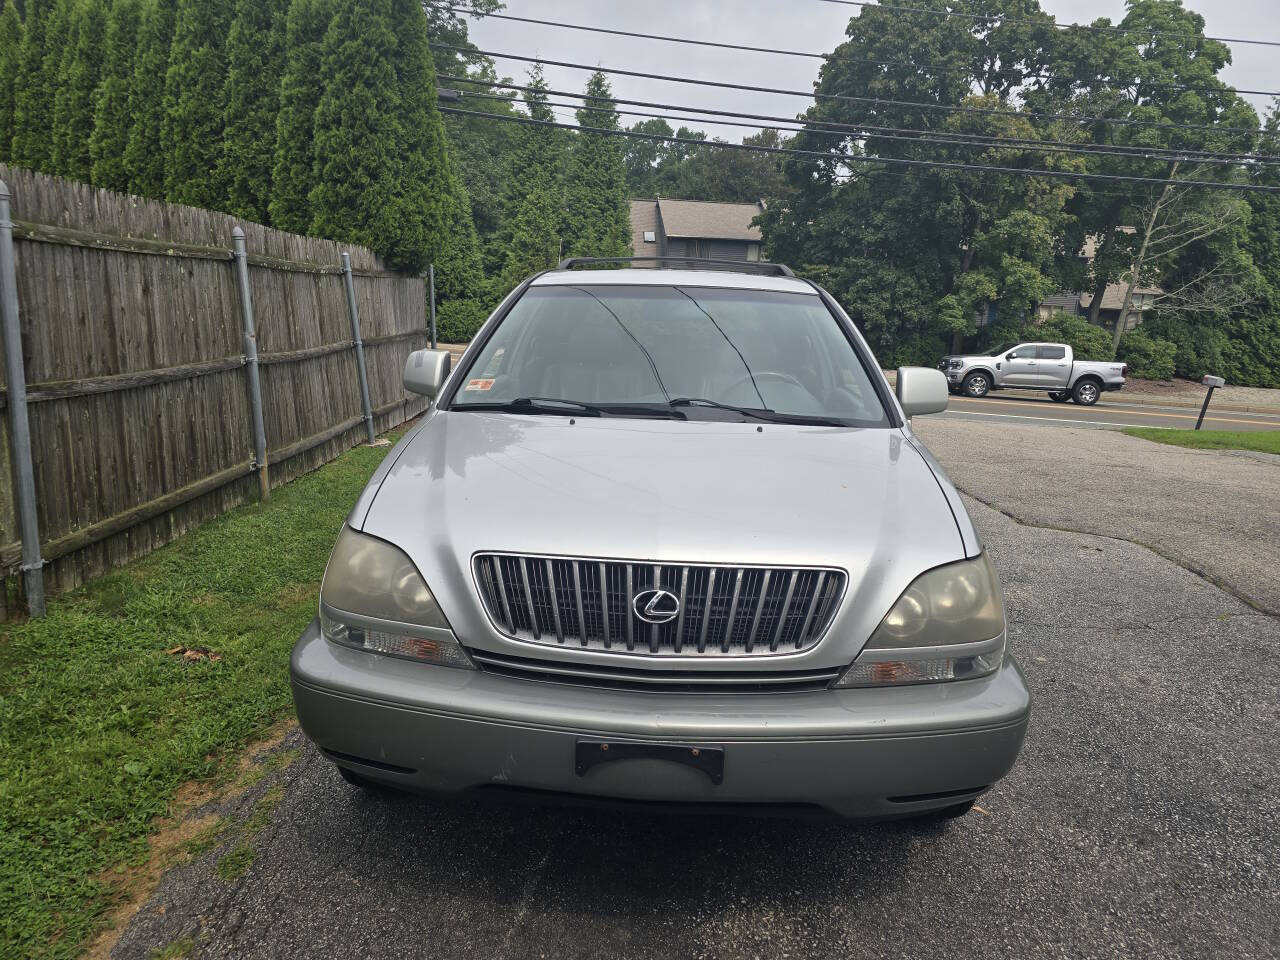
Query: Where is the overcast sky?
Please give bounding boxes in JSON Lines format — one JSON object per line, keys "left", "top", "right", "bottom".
{"left": 463, "top": 0, "right": 1279, "bottom": 141}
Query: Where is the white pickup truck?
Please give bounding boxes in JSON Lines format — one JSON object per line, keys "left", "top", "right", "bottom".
{"left": 938, "top": 342, "right": 1127, "bottom": 405}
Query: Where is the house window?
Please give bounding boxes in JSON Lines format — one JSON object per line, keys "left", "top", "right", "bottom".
{"left": 642, "top": 231, "right": 656, "bottom": 243}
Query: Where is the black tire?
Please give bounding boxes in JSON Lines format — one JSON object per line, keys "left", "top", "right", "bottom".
{"left": 1072, "top": 379, "right": 1101, "bottom": 406}
{"left": 962, "top": 372, "right": 991, "bottom": 398}
{"left": 1049, "top": 391, "right": 1070, "bottom": 403}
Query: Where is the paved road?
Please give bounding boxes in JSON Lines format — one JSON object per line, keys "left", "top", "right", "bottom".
{"left": 112, "top": 499, "right": 1280, "bottom": 960}
{"left": 940, "top": 392, "right": 1280, "bottom": 431}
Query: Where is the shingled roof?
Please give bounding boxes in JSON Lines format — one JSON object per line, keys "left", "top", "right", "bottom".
{"left": 656, "top": 198, "right": 764, "bottom": 241}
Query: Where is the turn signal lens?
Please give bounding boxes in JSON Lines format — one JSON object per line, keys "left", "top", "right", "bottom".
{"left": 320, "top": 610, "right": 474, "bottom": 668}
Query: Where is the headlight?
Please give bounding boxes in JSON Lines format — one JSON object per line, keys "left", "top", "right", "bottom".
{"left": 319, "top": 526, "right": 473, "bottom": 669}
{"left": 833, "top": 553, "right": 1005, "bottom": 688}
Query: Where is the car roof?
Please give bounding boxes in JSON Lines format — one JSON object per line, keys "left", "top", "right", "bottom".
{"left": 530, "top": 268, "right": 817, "bottom": 294}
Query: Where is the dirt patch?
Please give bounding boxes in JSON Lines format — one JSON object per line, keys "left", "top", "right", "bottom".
{"left": 82, "top": 719, "right": 297, "bottom": 960}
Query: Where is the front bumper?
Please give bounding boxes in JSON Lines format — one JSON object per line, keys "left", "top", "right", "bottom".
{"left": 291, "top": 619, "right": 1031, "bottom": 818}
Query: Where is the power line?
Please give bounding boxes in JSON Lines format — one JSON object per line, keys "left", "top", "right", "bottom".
{"left": 443, "top": 75, "right": 1280, "bottom": 166}
{"left": 433, "top": 5, "right": 1280, "bottom": 99}
{"left": 433, "top": 45, "right": 1265, "bottom": 135}
{"left": 438, "top": 106, "right": 1280, "bottom": 193}
{"left": 811, "top": 0, "right": 1280, "bottom": 49}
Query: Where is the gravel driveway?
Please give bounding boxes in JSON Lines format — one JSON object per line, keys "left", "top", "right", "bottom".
{"left": 110, "top": 495, "right": 1280, "bottom": 960}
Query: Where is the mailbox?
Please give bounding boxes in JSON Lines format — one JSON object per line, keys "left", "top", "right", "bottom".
{"left": 1201, "top": 375, "right": 1225, "bottom": 388}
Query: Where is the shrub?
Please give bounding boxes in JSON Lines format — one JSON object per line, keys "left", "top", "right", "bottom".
{"left": 435, "top": 299, "right": 490, "bottom": 344}
{"left": 1118, "top": 329, "right": 1178, "bottom": 381}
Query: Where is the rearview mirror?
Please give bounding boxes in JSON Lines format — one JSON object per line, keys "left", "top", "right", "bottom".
{"left": 896, "top": 366, "right": 949, "bottom": 418}
{"left": 403, "top": 348, "right": 451, "bottom": 399}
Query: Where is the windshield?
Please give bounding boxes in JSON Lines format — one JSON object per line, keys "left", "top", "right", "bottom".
{"left": 448, "top": 285, "right": 890, "bottom": 427}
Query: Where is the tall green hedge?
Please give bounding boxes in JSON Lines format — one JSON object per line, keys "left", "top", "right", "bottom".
{"left": 52, "top": 0, "right": 109, "bottom": 182}
{"left": 268, "top": 0, "right": 331, "bottom": 233}
{"left": 162, "top": 0, "right": 234, "bottom": 207}
{"left": 89, "top": 0, "right": 143, "bottom": 191}
{"left": 0, "top": 0, "right": 23, "bottom": 162}
{"left": 124, "top": 0, "right": 178, "bottom": 198}
{"left": 219, "top": 0, "right": 289, "bottom": 222}
{"left": 11, "top": 0, "right": 61, "bottom": 171}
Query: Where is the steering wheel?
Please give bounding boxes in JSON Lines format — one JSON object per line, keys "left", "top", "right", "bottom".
{"left": 722, "top": 370, "right": 807, "bottom": 402}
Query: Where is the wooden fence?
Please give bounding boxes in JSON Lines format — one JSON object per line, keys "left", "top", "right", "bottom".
{"left": 0, "top": 163, "right": 430, "bottom": 615}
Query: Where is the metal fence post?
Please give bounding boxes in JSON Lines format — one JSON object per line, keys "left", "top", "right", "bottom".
{"left": 428, "top": 264, "right": 437, "bottom": 349}
{"left": 341, "top": 253, "right": 376, "bottom": 443}
{"left": 0, "top": 180, "right": 45, "bottom": 617}
{"left": 232, "top": 227, "right": 269, "bottom": 500}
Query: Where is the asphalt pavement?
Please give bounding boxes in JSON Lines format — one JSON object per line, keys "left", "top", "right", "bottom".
{"left": 110, "top": 496, "right": 1280, "bottom": 960}
{"left": 939, "top": 391, "right": 1280, "bottom": 431}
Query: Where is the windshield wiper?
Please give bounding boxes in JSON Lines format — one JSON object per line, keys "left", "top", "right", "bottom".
{"left": 455, "top": 397, "right": 684, "bottom": 419}
{"left": 669, "top": 397, "right": 850, "bottom": 427}
{"left": 456, "top": 397, "right": 603, "bottom": 416}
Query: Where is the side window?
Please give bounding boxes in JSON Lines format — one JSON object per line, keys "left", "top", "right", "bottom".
{"left": 1038, "top": 345, "right": 1066, "bottom": 360}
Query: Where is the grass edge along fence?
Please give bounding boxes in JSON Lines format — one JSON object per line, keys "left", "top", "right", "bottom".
{"left": 0, "top": 164, "right": 431, "bottom": 617}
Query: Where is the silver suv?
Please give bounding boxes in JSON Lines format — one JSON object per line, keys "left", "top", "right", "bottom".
{"left": 291, "top": 260, "right": 1030, "bottom": 820}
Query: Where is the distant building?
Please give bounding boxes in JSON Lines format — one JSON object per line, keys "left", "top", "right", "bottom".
{"left": 628, "top": 198, "right": 765, "bottom": 263}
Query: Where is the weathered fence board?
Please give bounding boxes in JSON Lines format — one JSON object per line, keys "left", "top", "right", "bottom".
{"left": 0, "top": 164, "right": 429, "bottom": 608}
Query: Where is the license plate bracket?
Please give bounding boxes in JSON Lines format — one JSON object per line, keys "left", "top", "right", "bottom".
{"left": 575, "top": 739, "right": 724, "bottom": 785}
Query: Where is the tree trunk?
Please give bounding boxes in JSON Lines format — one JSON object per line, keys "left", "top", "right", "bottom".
{"left": 1086, "top": 274, "right": 1107, "bottom": 326}
{"left": 1113, "top": 163, "right": 1179, "bottom": 357}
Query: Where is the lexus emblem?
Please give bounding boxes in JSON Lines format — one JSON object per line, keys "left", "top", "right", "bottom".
{"left": 632, "top": 588, "right": 681, "bottom": 624}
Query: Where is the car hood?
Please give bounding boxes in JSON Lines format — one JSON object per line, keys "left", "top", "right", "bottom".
{"left": 357, "top": 411, "right": 971, "bottom": 668}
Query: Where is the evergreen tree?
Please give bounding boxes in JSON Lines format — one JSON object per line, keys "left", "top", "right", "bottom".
{"left": 11, "top": 0, "right": 61, "bottom": 171}
{"left": 90, "top": 0, "right": 144, "bottom": 191}
{"left": 562, "top": 73, "right": 630, "bottom": 258}
{"left": 0, "top": 0, "right": 23, "bottom": 161}
{"left": 162, "top": 0, "right": 234, "bottom": 207}
{"left": 308, "top": 0, "right": 402, "bottom": 259}
{"left": 269, "top": 0, "right": 333, "bottom": 233}
{"left": 124, "top": 0, "right": 178, "bottom": 198}
{"left": 219, "top": 0, "right": 289, "bottom": 222}
{"left": 387, "top": 0, "right": 478, "bottom": 282}
{"left": 52, "top": 0, "right": 108, "bottom": 181}
{"left": 489, "top": 64, "right": 564, "bottom": 278}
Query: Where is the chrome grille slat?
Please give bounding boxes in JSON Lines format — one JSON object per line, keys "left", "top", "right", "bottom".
{"left": 474, "top": 555, "right": 845, "bottom": 658}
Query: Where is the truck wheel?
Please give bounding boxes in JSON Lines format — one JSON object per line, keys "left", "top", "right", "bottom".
{"left": 1072, "top": 380, "right": 1100, "bottom": 406}
{"left": 962, "top": 373, "right": 990, "bottom": 398}
{"left": 1049, "top": 391, "right": 1070, "bottom": 403}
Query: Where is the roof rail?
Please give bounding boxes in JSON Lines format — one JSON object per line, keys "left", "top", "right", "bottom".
{"left": 554, "top": 256, "right": 796, "bottom": 278}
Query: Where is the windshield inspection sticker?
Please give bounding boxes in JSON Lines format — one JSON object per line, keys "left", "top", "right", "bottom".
{"left": 465, "top": 378, "right": 496, "bottom": 392}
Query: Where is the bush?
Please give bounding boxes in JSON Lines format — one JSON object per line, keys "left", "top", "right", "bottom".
{"left": 1024, "top": 312, "right": 1114, "bottom": 361}
{"left": 1118, "top": 329, "right": 1178, "bottom": 381}
{"left": 435, "top": 299, "right": 489, "bottom": 344}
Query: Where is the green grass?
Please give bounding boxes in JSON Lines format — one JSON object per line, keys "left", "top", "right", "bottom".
{"left": 0, "top": 431, "right": 408, "bottom": 959}
{"left": 1124, "top": 427, "right": 1280, "bottom": 455}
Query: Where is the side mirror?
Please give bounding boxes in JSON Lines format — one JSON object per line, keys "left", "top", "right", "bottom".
{"left": 403, "top": 348, "right": 451, "bottom": 399}
{"left": 1006, "top": 352, "right": 1017, "bottom": 360}
{"left": 896, "top": 366, "right": 949, "bottom": 418}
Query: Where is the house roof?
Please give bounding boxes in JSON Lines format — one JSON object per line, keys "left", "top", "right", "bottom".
{"left": 628, "top": 199, "right": 659, "bottom": 254}
{"left": 1081, "top": 282, "right": 1162, "bottom": 312}
{"left": 656, "top": 198, "right": 764, "bottom": 241}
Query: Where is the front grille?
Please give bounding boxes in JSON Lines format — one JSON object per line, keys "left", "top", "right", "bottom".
{"left": 470, "top": 649, "right": 841, "bottom": 693}
{"left": 472, "top": 554, "right": 845, "bottom": 657}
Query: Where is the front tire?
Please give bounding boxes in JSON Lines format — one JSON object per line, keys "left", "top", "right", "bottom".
{"left": 1049, "top": 391, "right": 1070, "bottom": 403}
{"left": 962, "top": 372, "right": 991, "bottom": 398}
{"left": 1072, "top": 380, "right": 1100, "bottom": 405}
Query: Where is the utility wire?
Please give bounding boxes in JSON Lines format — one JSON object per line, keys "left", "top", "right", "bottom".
{"left": 438, "top": 106, "right": 1280, "bottom": 193}
{"left": 433, "top": 45, "right": 1265, "bottom": 135}
{"left": 811, "top": 0, "right": 1280, "bottom": 49}
{"left": 432, "top": 5, "right": 1280, "bottom": 99}
{"left": 450, "top": 82, "right": 1280, "bottom": 167}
